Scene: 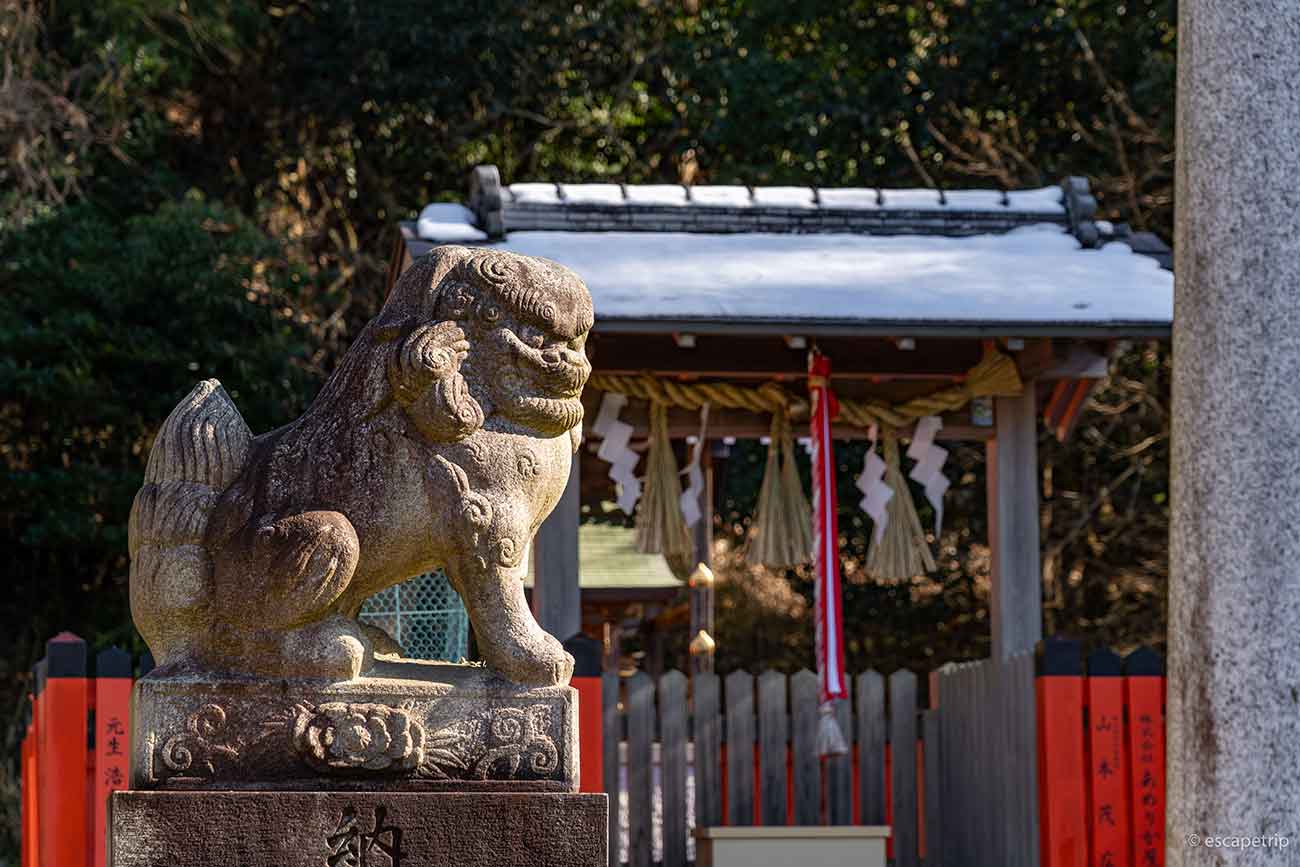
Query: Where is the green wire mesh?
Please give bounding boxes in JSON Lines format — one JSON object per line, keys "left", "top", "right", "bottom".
{"left": 358, "top": 569, "right": 469, "bottom": 662}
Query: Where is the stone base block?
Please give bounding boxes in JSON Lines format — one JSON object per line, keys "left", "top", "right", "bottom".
{"left": 110, "top": 790, "right": 607, "bottom": 867}
{"left": 132, "top": 658, "right": 576, "bottom": 791}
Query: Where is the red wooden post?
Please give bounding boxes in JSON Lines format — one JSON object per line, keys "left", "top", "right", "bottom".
{"left": 916, "top": 739, "right": 926, "bottom": 860}
{"left": 33, "top": 658, "right": 46, "bottom": 867}
{"left": 21, "top": 692, "right": 36, "bottom": 867}
{"left": 1086, "top": 649, "right": 1131, "bottom": 867}
{"left": 572, "top": 676, "right": 603, "bottom": 794}
{"left": 42, "top": 632, "right": 89, "bottom": 867}
{"left": 94, "top": 648, "right": 133, "bottom": 867}
{"left": 1124, "top": 648, "right": 1165, "bottom": 867}
{"left": 564, "top": 634, "right": 603, "bottom": 794}
{"left": 884, "top": 743, "right": 893, "bottom": 860}
{"left": 84, "top": 683, "right": 95, "bottom": 867}
{"left": 1038, "top": 637, "right": 1088, "bottom": 867}
{"left": 720, "top": 743, "right": 729, "bottom": 825}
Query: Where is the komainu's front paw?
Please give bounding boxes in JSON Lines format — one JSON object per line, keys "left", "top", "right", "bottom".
{"left": 484, "top": 629, "right": 574, "bottom": 687}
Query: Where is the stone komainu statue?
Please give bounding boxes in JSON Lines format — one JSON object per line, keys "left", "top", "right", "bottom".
{"left": 128, "top": 246, "right": 593, "bottom": 685}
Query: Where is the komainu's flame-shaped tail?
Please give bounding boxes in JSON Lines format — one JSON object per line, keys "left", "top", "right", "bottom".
{"left": 128, "top": 380, "right": 251, "bottom": 666}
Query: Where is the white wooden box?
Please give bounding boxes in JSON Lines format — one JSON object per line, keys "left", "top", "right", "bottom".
{"left": 695, "top": 825, "right": 891, "bottom": 867}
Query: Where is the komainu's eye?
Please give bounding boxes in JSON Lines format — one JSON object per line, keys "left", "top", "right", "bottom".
{"left": 520, "top": 325, "right": 545, "bottom": 348}
{"left": 481, "top": 303, "right": 502, "bottom": 323}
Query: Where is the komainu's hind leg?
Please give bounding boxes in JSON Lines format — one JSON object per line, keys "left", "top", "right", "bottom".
{"left": 210, "top": 510, "right": 370, "bottom": 680}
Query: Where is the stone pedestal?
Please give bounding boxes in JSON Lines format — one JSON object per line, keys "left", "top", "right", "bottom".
{"left": 131, "top": 659, "right": 578, "bottom": 791}
{"left": 110, "top": 790, "right": 607, "bottom": 866}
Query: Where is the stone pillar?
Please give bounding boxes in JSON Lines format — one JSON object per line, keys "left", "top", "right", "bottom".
{"left": 1170, "top": 4, "right": 1300, "bottom": 856}
{"left": 987, "top": 387, "right": 1042, "bottom": 661}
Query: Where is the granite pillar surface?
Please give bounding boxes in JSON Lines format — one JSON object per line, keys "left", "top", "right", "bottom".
{"left": 1171, "top": 2, "right": 1300, "bottom": 860}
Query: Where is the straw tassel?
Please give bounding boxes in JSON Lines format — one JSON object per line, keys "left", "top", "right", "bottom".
{"left": 746, "top": 405, "right": 813, "bottom": 568}
{"left": 865, "top": 434, "right": 938, "bottom": 581}
{"left": 635, "top": 401, "right": 695, "bottom": 562}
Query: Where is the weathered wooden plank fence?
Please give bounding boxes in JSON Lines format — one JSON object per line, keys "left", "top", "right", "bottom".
{"left": 933, "top": 651, "right": 1040, "bottom": 867}
{"left": 602, "top": 667, "right": 935, "bottom": 867}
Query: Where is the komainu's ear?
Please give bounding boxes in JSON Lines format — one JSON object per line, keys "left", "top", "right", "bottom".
{"left": 387, "top": 321, "right": 484, "bottom": 443}
{"left": 382, "top": 245, "right": 477, "bottom": 323}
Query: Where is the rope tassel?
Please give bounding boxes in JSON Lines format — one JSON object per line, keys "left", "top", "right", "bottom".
{"left": 746, "top": 405, "right": 813, "bottom": 568}
{"left": 635, "top": 402, "right": 694, "bottom": 562}
{"left": 816, "top": 700, "right": 849, "bottom": 757}
{"left": 865, "top": 435, "right": 937, "bottom": 582}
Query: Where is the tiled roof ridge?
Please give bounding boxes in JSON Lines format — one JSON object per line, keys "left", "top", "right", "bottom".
{"left": 466, "top": 164, "right": 1112, "bottom": 247}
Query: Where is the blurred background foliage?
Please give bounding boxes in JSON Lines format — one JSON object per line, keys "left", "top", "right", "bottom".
{"left": 2, "top": 0, "right": 1173, "bottom": 849}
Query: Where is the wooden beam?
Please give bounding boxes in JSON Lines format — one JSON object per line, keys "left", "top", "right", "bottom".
{"left": 986, "top": 385, "right": 1043, "bottom": 661}
{"left": 589, "top": 332, "right": 985, "bottom": 380}
{"left": 530, "top": 458, "right": 581, "bottom": 642}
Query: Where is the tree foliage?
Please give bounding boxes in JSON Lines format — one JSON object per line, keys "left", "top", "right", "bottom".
{"left": 0, "top": 193, "right": 326, "bottom": 731}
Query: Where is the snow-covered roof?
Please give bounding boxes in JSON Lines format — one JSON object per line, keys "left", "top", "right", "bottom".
{"left": 395, "top": 166, "right": 1173, "bottom": 337}
{"left": 489, "top": 226, "right": 1172, "bottom": 336}
{"left": 416, "top": 203, "right": 487, "bottom": 243}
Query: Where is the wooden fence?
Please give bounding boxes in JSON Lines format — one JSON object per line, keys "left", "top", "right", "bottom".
{"left": 931, "top": 651, "right": 1040, "bottom": 867}
{"left": 602, "top": 644, "right": 1165, "bottom": 867}
{"left": 19, "top": 631, "right": 1163, "bottom": 867}
{"left": 1036, "top": 638, "right": 1166, "bottom": 867}
{"left": 21, "top": 632, "right": 139, "bottom": 867}
{"left": 601, "top": 667, "right": 933, "bottom": 867}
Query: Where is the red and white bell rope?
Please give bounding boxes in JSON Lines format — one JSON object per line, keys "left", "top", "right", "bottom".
{"left": 809, "top": 351, "right": 849, "bottom": 755}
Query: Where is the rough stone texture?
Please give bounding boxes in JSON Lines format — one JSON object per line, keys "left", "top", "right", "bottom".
{"left": 127, "top": 245, "right": 594, "bottom": 686}
{"left": 130, "top": 659, "right": 578, "bottom": 791}
{"left": 110, "top": 790, "right": 607, "bottom": 866}
{"left": 1170, "top": 2, "right": 1300, "bottom": 860}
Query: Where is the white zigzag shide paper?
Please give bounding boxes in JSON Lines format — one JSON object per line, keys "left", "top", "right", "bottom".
{"left": 907, "top": 416, "right": 951, "bottom": 538}
{"left": 592, "top": 392, "right": 642, "bottom": 514}
{"left": 855, "top": 429, "right": 893, "bottom": 544}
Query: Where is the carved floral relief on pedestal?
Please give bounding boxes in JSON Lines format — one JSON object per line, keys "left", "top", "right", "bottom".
{"left": 145, "top": 700, "right": 562, "bottom": 786}
{"left": 294, "top": 703, "right": 427, "bottom": 773}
